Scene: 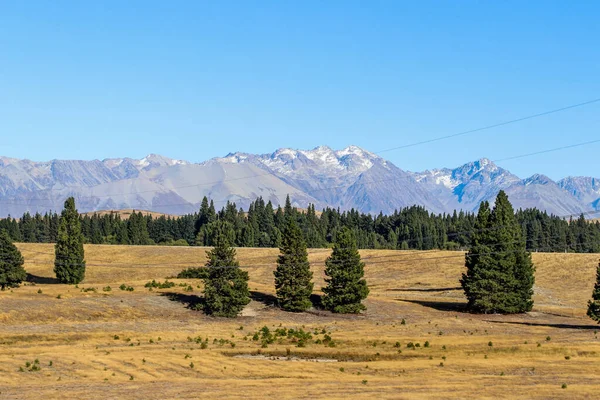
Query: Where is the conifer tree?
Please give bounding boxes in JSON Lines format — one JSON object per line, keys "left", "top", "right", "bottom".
{"left": 460, "top": 191, "right": 535, "bottom": 313}
{"left": 54, "top": 197, "right": 86, "bottom": 284}
{"left": 587, "top": 260, "right": 600, "bottom": 323}
{"left": 203, "top": 222, "right": 250, "bottom": 317}
{"left": 322, "top": 227, "right": 369, "bottom": 313}
{"left": 0, "top": 230, "right": 27, "bottom": 290}
{"left": 274, "top": 219, "right": 313, "bottom": 311}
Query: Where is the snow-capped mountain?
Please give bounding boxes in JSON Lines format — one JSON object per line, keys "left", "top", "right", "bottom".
{"left": 558, "top": 177, "right": 600, "bottom": 210}
{"left": 0, "top": 147, "right": 596, "bottom": 218}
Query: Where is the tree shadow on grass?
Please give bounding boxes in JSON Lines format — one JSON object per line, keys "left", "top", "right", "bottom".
{"left": 249, "top": 291, "right": 324, "bottom": 309}
{"left": 399, "top": 299, "right": 468, "bottom": 312}
{"left": 26, "top": 273, "right": 60, "bottom": 285}
{"left": 485, "top": 320, "right": 599, "bottom": 330}
{"left": 387, "top": 287, "right": 462, "bottom": 293}
{"left": 250, "top": 291, "right": 277, "bottom": 306}
{"left": 162, "top": 292, "right": 204, "bottom": 310}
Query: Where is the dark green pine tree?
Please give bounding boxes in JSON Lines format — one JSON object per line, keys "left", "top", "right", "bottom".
{"left": 54, "top": 197, "right": 86, "bottom": 284}
{"left": 587, "top": 260, "right": 600, "bottom": 323}
{"left": 322, "top": 227, "right": 369, "bottom": 313}
{"left": 460, "top": 191, "right": 535, "bottom": 313}
{"left": 0, "top": 230, "right": 27, "bottom": 290}
{"left": 274, "top": 219, "right": 313, "bottom": 312}
{"left": 203, "top": 223, "right": 250, "bottom": 317}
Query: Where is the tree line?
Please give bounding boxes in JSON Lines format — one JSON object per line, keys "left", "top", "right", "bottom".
{"left": 2, "top": 193, "right": 600, "bottom": 324}
{"left": 2, "top": 195, "right": 600, "bottom": 253}
{"left": 0, "top": 197, "right": 369, "bottom": 316}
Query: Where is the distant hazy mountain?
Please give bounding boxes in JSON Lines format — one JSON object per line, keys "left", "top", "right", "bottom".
{"left": 0, "top": 147, "right": 595, "bottom": 218}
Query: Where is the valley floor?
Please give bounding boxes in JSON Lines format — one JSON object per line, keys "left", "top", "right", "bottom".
{"left": 0, "top": 244, "right": 599, "bottom": 399}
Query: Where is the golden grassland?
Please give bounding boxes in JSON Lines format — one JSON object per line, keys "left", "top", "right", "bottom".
{"left": 1, "top": 244, "right": 599, "bottom": 399}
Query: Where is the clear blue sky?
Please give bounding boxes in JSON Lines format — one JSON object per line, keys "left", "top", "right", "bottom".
{"left": 1, "top": 1, "right": 598, "bottom": 179}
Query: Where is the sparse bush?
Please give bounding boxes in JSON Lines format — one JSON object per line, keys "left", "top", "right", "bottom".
{"left": 177, "top": 267, "right": 209, "bottom": 280}
{"left": 144, "top": 280, "right": 176, "bottom": 289}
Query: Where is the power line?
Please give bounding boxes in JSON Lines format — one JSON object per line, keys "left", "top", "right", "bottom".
{"left": 375, "top": 97, "right": 600, "bottom": 154}
{"left": 493, "top": 139, "right": 600, "bottom": 162}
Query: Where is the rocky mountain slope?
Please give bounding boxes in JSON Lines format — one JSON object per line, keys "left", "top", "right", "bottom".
{"left": 0, "top": 147, "right": 596, "bottom": 217}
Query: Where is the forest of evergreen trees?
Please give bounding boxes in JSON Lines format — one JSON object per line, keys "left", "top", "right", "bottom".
{"left": 1, "top": 195, "right": 599, "bottom": 253}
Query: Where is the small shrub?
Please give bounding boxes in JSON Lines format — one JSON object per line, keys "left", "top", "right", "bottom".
{"left": 103, "top": 286, "right": 112, "bottom": 292}
{"left": 546, "top": 336, "right": 551, "bottom": 341}
{"left": 400, "top": 319, "right": 406, "bottom": 325}
{"left": 561, "top": 383, "right": 567, "bottom": 389}
{"left": 565, "top": 356, "right": 571, "bottom": 360}
{"left": 488, "top": 341, "right": 493, "bottom": 347}
{"left": 177, "top": 267, "right": 209, "bottom": 279}
{"left": 144, "top": 280, "right": 176, "bottom": 289}
{"left": 424, "top": 341, "right": 430, "bottom": 348}
{"left": 339, "top": 367, "right": 345, "bottom": 372}
{"left": 37, "top": 289, "right": 42, "bottom": 294}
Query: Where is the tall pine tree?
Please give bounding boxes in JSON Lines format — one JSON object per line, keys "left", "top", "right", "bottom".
{"left": 0, "top": 230, "right": 27, "bottom": 290}
{"left": 460, "top": 191, "right": 535, "bottom": 313}
{"left": 54, "top": 197, "right": 86, "bottom": 284}
{"left": 203, "top": 222, "right": 250, "bottom": 317}
{"left": 587, "top": 260, "right": 600, "bottom": 323}
{"left": 274, "top": 219, "right": 313, "bottom": 312}
{"left": 322, "top": 227, "right": 369, "bottom": 313}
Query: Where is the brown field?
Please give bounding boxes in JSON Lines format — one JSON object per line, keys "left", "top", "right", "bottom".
{"left": 1, "top": 244, "right": 599, "bottom": 399}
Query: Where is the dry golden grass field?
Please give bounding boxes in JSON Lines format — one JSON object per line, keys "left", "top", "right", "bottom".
{"left": 1, "top": 244, "right": 599, "bottom": 399}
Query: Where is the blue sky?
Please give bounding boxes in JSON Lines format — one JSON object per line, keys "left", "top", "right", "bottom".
{"left": 1, "top": 1, "right": 598, "bottom": 179}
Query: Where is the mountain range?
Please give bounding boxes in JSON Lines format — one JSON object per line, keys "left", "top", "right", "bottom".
{"left": 0, "top": 146, "right": 597, "bottom": 218}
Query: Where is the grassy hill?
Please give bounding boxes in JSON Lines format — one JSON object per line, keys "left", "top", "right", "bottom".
{"left": 1, "top": 244, "right": 599, "bottom": 398}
